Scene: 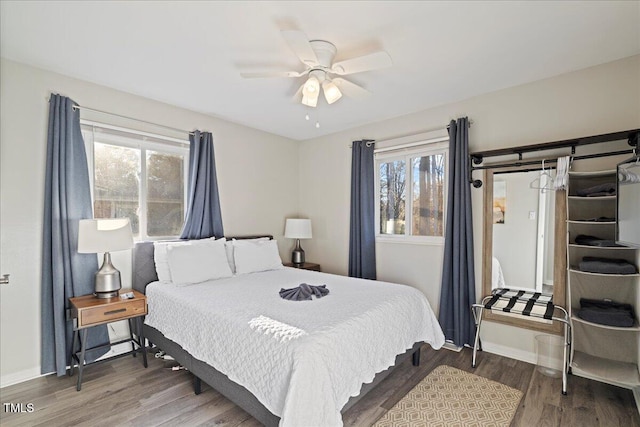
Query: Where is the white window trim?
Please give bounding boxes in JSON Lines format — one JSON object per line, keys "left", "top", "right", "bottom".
{"left": 82, "top": 121, "right": 189, "bottom": 241}
{"left": 375, "top": 136, "right": 448, "bottom": 246}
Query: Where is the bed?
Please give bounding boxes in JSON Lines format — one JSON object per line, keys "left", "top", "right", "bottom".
{"left": 133, "top": 236, "right": 444, "bottom": 426}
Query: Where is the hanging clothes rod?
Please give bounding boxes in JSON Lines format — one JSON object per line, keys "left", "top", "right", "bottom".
{"left": 475, "top": 149, "right": 635, "bottom": 173}
{"left": 70, "top": 104, "right": 196, "bottom": 135}
{"left": 468, "top": 128, "right": 640, "bottom": 188}
{"left": 470, "top": 129, "right": 638, "bottom": 163}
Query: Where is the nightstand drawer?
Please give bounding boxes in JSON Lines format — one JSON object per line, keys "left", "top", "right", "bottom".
{"left": 79, "top": 299, "right": 146, "bottom": 327}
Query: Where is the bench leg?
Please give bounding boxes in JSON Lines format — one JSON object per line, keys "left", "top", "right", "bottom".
{"left": 472, "top": 306, "right": 484, "bottom": 368}
{"left": 562, "top": 321, "right": 571, "bottom": 395}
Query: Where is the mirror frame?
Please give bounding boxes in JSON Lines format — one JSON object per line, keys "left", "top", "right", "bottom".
{"left": 482, "top": 168, "right": 566, "bottom": 335}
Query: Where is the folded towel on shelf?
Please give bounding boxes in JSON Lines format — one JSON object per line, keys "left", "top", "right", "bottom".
{"left": 577, "top": 298, "right": 635, "bottom": 327}
{"left": 578, "top": 256, "right": 638, "bottom": 275}
{"left": 576, "top": 182, "right": 616, "bottom": 197}
{"left": 279, "top": 283, "right": 329, "bottom": 301}
{"left": 574, "top": 234, "right": 623, "bottom": 247}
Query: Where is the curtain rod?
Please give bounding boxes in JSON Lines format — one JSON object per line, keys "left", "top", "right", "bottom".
{"left": 374, "top": 136, "right": 449, "bottom": 154}
{"left": 347, "top": 119, "right": 472, "bottom": 148}
{"left": 80, "top": 119, "right": 189, "bottom": 146}
{"left": 71, "top": 104, "right": 195, "bottom": 135}
{"left": 43, "top": 97, "right": 196, "bottom": 136}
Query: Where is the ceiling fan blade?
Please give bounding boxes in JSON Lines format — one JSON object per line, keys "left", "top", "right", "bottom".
{"left": 240, "top": 70, "right": 305, "bottom": 78}
{"left": 281, "top": 30, "right": 319, "bottom": 67}
{"left": 331, "top": 51, "right": 392, "bottom": 75}
{"left": 332, "top": 78, "right": 371, "bottom": 99}
{"left": 292, "top": 83, "right": 304, "bottom": 101}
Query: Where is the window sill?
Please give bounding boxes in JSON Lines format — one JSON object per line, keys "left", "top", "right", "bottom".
{"left": 375, "top": 235, "right": 444, "bottom": 246}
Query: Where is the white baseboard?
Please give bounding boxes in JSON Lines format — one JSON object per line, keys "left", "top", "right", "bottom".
{"left": 479, "top": 341, "right": 537, "bottom": 365}
{"left": 1, "top": 336, "right": 136, "bottom": 389}
{"left": 0, "top": 367, "right": 47, "bottom": 389}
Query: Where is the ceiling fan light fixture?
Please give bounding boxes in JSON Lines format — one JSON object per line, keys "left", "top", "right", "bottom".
{"left": 301, "top": 93, "right": 318, "bottom": 108}
{"left": 322, "top": 80, "right": 343, "bottom": 104}
{"left": 302, "top": 76, "right": 320, "bottom": 97}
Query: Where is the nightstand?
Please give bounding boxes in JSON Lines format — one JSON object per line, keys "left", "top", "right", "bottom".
{"left": 68, "top": 289, "right": 148, "bottom": 391}
{"left": 284, "top": 262, "right": 321, "bottom": 272}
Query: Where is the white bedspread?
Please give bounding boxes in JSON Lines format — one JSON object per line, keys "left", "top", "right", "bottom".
{"left": 144, "top": 268, "right": 444, "bottom": 426}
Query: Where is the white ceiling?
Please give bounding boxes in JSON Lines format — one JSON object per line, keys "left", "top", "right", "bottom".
{"left": 1, "top": 1, "right": 639, "bottom": 141}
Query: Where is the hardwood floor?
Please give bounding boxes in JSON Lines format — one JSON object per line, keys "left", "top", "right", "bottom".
{"left": 1, "top": 346, "right": 637, "bottom": 426}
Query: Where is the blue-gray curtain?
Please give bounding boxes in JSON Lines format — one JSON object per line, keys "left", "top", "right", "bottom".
{"left": 349, "top": 139, "right": 377, "bottom": 279}
{"left": 438, "top": 117, "right": 476, "bottom": 347}
{"left": 180, "top": 130, "right": 224, "bottom": 239}
{"left": 41, "top": 94, "right": 110, "bottom": 376}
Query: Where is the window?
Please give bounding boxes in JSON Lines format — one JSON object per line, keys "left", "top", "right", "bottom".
{"left": 376, "top": 140, "right": 447, "bottom": 243}
{"left": 82, "top": 124, "right": 189, "bottom": 240}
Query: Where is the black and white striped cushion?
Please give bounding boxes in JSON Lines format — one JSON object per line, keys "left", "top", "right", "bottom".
{"left": 484, "top": 288, "right": 554, "bottom": 320}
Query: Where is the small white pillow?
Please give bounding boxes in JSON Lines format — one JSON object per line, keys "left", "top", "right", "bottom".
{"left": 154, "top": 240, "right": 193, "bottom": 283}
{"left": 233, "top": 239, "right": 283, "bottom": 274}
{"left": 225, "top": 237, "right": 271, "bottom": 273}
{"left": 167, "top": 238, "right": 232, "bottom": 285}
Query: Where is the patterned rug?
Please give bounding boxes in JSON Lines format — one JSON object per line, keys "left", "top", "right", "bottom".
{"left": 373, "top": 365, "right": 523, "bottom": 427}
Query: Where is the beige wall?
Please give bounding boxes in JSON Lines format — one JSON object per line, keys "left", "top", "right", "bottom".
{"left": 298, "top": 55, "right": 640, "bottom": 361}
{"left": 0, "top": 59, "right": 299, "bottom": 385}
{"left": 1, "top": 55, "right": 639, "bottom": 385}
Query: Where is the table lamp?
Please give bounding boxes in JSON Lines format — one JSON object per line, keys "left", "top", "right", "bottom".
{"left": 78, "top": 218, "right": 134, "bottom": 298}
{"left": 284, "top": 218, "right": 312, "bottom": 265}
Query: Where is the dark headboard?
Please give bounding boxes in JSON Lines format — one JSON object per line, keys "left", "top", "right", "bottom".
{"left": 132, "top": 235, "right": 273, "bottom": 294}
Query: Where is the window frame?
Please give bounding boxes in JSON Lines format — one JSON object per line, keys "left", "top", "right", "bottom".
{"left": 82, "top": 122, "right": 189, "bottom": 241}
{"left": 375, "top": 139, "right": 448, "bottom": 245}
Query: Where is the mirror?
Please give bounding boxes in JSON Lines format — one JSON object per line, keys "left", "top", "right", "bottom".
{"left": 482, "top": 166, "right": 566, "bottom": 333}
{"left": 492, "top": 169, "right": 555, "bottom": 293}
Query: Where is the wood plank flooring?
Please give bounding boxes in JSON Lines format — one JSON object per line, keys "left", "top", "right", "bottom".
{"left": 1, "top": 346, "right": 637, "bottom": 426}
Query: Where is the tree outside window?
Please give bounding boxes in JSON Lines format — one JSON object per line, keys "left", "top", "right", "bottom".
{"left": 85, "top": 127, "right": 188, "bottom": 240}
{"left": 377, "top": 146, "right": 446, "bottom": 242}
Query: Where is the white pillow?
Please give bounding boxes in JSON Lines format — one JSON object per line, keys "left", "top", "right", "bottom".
{"left": 154, "top": 237, "right": 218, "bottom": 283}
{"left": 233, "top": 239, "right": 283, "bottom": 274}
{"left": 167, "top": 238, "right": 233, "bottom": 285}
{"left": 153, "top": 240, "right": 192, "bottom": 283}
{"left": 225, "top": 237, "right": 271, "bottom": 273}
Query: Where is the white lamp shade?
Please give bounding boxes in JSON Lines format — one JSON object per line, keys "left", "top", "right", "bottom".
{"left": 322, "top": 80, "right": 343, "bottom": 104}
{"left": 301, "top": 93, "right": 318, "bottom": 108}
{"left": 78, "top": 218, "right": 134, "bottom": 253}
{"left": 302, "top": 76, "right": 320, "bottom": 97}
{"left": 284, "top": 219, "right": 312, "bottom": 239}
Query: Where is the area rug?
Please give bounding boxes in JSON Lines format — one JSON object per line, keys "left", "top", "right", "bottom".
{"left": 373, "top": 365, "right": 523, "bottom": 427}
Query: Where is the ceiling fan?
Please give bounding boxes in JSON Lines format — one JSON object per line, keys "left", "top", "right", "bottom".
{"left": 240, "top": 30, "right": 393, "bottom": 107}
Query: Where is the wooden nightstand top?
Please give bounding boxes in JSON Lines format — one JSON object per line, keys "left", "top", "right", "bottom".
{"left": 284, "top": 262, "right": 321, "bottom": 272}
{"left": 69, "top": 289, "right": 147, "bottom": 329}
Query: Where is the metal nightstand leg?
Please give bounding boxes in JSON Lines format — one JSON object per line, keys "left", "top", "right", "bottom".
{"left": 128, "top": 318, "right": 136, "bottom": 358}
{"left": 138, "top": 317, "right": 148, "bottom": 368}
{"left": 68, "top": 329, "right": 79, "bottom": 377}
{"left": 76, "top": 329, "right": 88, "bottom": 391}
